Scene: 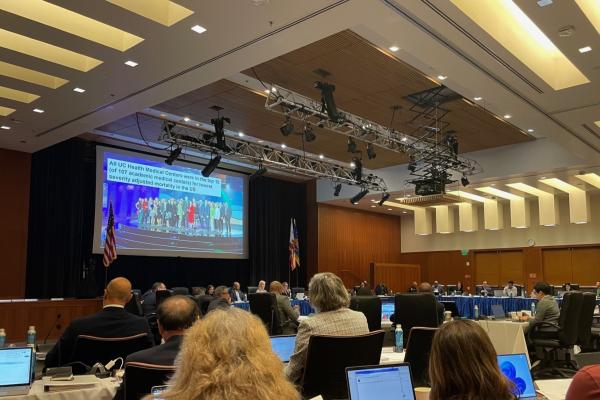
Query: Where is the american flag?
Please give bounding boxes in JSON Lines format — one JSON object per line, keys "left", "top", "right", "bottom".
{"left": 289, "top": 218, "right": 300, "bottom": 271}
{"left": 103, "top": 202, "right": 117, "bottom": 268}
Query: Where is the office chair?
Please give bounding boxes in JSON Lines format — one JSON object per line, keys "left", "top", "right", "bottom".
{"left": 69, "top": 333, "right": 152, "bottom": 374}
{"left": 248, "top": 293, "right": 279, "bottom": 335}
{"left": 194, "top": 295, "right": 214, "bottom": 317}
{"left": 394, "top": 293, "right": 441, "bottom": 347}
{"left": 577, "top": 292, "right": 596, "bottom": 352}
{"left": 529, "top": 291, "right": 583, "bottom": 378}
{"left": 155, "top": 290, "right": 171, "bottom": 307}
{"left": 247, "top": 286, "right": 258, "bottom": 294}
{"left": 405, "top": 327, "right": 438, "bottom": 387}
{"left": 124, "top": 362, "right": 175, "bottom": 400}
{"left": 301, "top": 331, "right": 385, "bottom": 400}
{"left": 291, "top": 287, "right": 305, "bottom": 296}
{"left": 349, "top": 296, "right": 382, "bottom": 331}
{"left": 440, "top": 301, "right": 460, "bottom": 318}
{"left": 171, "top": 287, "right": 189, "bottom": 296}
{"left": 125, "top": 293, "right": 143, "bottom": 316}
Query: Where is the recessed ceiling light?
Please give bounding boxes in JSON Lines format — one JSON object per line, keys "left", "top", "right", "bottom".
{"left": 319, "top": 154, "right": 324, "bottom": 159}
{"left": 264, "top": 89, "right": 270, "bottom": 94}
{"left": 474, "top": 96, "right": 483, "bottom": 101}
{"left": 527, "top": 128, "right": 535, "bottom": 133}
{"left": 183, "top": 116, "right": 190, "bottom": 122}
{"left": 503, "top": 114, "right": 512, "bottom": 119}
{"left": 124, "top": 60, "right": 139, "bottom": 67}
{"left": 371, "top": 205, "right": 376, "bottom": 208}
{"left": 191, "top": 25, "right": 207, "bottom": 34}
{"left": 73, "top": 87, "right": 85, "bottom": 93}
{"left": 33, "top": 108, "right": 44, "bottom": 113}
{"left": 350, "top": 162, "right": 356, "bottom": 168}
{"left": 160, "top": 113, "right": 166, "bottom": 117}
{"left": 258, "top": 140, "right": 264, "bottom": 143}
{"left": 238, "top": 131, "right": 244, "bottom": 137}
{"left": 579, "top": 46, "right": 592, "bottom": 53}
{"left": 270, "top": 87, "right": 277, "bottom": 93}
{"left": 281, "top": 143, "right": 286, "bottom": 149}
{"left": 402, "top": 211, "right": 407, "bottom": 214}
{"left": 401, "top": 137, "right": 408, "bottom": 142}
{"left": 389, "top": 46, "right": 400, "bottom": 52}
{"left": 0, "top": 125, "right": 10, "bottom": 130}
{"left": 387, "top": 208, "right": 392, "bottom": 211}
{"left": 437, "top": 75, "right": 447, "bottom": 80}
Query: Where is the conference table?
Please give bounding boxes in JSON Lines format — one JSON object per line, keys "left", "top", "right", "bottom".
{"left": 439, "top": 295, "right": 537, "bottom": 319}
{"left": 4, "top": 376, "right": 119, "bottom": 400}
{"left": 233, "top": 299, "right": 314, "bottom": 316}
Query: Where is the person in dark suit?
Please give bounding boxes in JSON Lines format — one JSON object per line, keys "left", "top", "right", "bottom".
{"left": 356, "top": 281, "right": 372, "bottom": 296}
{"left": 141, "top": 282, "right": 167, "bottom": 315}
{"left": 45, "top": 277, "right": 154, "bottom": 368}
{"left": 126, "top": 295, "right": 198, "bottom": 365}
{"left": 408, "top": 281, "right": 418, "bottom": 293}
{"left": 270, "top": 281, "right": 299, "bottom": 335}
{"left": 419, "top": 282, "right": 445, "bottom": 325}
{"left": 207, "top": 285, "right": 232, "bottom": 313}
{"left": 229, "top": 281, "right": 246, "bottom": 302}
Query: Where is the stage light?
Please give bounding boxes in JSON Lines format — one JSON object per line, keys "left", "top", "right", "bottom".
{"left": 366, "top": 143, "right": 376, "bottom": 160}
{"left": 314, "top": 81, "right": 342, "bottom": 122}
{"left": 350, "top": 189, "right": 369, "bottom": 205}
{"left": 251, "top": 164, "right": 267, "bottom": 178}
{"left": 351, "top": 157, "right": 363, "bottom": 180}
{"left": 280, "top": 117, "right": 294, "bottom": 136}
{"left": 347, "top": 137, "right": 357, "bottom": 153}
{"left": 165, "top": 146, "right": 182, "bottom": 165}
{"left": 303, "top": 124, "right": 316, "bottom": 142}
{"left": 378, "top": 192, "right": 390, "bottom": 206}
{"left": 461, "top": 175, "right": 470, "bottom": 187}
{"left": 210, "top": 112, "right": 230, "bottom": 150}
{"left": 202, "top": 154, "right": 221, "bottom": 177}
{"left": 333, "top": 183, "right": 342, "bottom": 197}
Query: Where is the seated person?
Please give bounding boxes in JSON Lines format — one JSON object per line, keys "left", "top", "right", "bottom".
{"left": 207, "top": 285, "right": 232, "bottom": 313}
{"left": 428, "top": 320, "right": 515, "bottom": 400}
{"left": 160, "top": 308, "right": 299, "bottom": 399}
{"left": 596, "top": 281, "right": 600, "bottom": 298}
{"left": 356, "top": 281, "right": 372, "bottom": 296}
{"left": 519, "top": 282, "right": 560, "bottom": 335}
{"left": 229, "top": 281, "right": 247, "bottom": 302}
{"left": 282, "top": 282, "right": 292, "bottom": 298}
{"left": 503, "top": 280, "right": 518, "bottom": 297}
{"left": 408, "top": 281, "right": 418, "bottom": 293}
{"left": 432, "top": 280, "right": 443, "bottom": 295}
{"left": 285, "top": 272, "right": 369, "bottom": 383}
{"left": 480, "top": 280, "right": 492, "bottom": 296}
{"left": 270, "top": 281, "right": 300, "bottom": 335}
{"left": 45, "top": 277, "right": 154, "bottom": 368}
{"left": 375, "top": 282, "right": 390, "bottom": 296}
{"left": 141, "top": 281, "right": 167, "bottom": 315}
{"left": 191, "top": 287, "right": 206, "bottom": 296}
{"left": 206, "top": 285, "right": 215, "bottom": 296}
{"left": 419, "top": 282, "right": 445, "bottom": 324}
{"left": 566, "top": 364, "right": 600, "bottom": 400}
{"left": 256, "top": 280, "right": 267, "bottom": 293}
{"left": 126, "top": 295, "right": 198, "bottom": 365}
{"left": 455, "top": 281, "right": 464, "bottom": 295}
{"left": 563, "top": 282, "right": 573, "bottom": 292}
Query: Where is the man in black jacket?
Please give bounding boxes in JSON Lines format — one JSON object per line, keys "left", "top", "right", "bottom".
{"left": 45, "top": 277, "right": 154, "bottom": 368}
{"left": 126, "top": 295, "right": 198, "bottom": 365}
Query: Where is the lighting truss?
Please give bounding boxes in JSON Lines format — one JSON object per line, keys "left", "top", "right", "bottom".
{"left": 264, "top": 84, "right": 482, "bottom": 180}
{"left": 150, "top": 114, "right": 387, "bottom": 192}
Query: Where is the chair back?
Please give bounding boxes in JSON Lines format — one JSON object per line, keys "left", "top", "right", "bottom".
{"left": 578, "top": 292, "right": 596, "bottom": 347}
{"left": 194, "top": 295, "right": 214, "bottom": 317}
{"left": 155, "top": 290, "right": 171, "bottom": 307}
{"left": 440, "top": 301, "right": 460, "bottom": 318}
{"left": 248, "top": 293, "right": 278, "bottom": 334}
{"left": 292, "top": 287, "right": 305, "bottom": 296}
{"left": 125, "top": 293, "right": 143, "bottom": 316}
{"left": 394, "top": 294, "right": 440, "bottom": 347}
{"left": 171, "top": 287, "right": 189, "bottom": 296}
{"left": 247, "top": 286, "right": 258, "bottom": 294}
{"left": 558, "top": 291, "right": 583, "bottom": 345}
{"left": 445, "top": 284, "right": 457, "bottom": 293}
{"left": 405, "top": 327, "right": 437, "bottom": 387}
{"left": 301, "top": 331, "right": 385, "bottom": 399}
{"left": 70, "top": 333, "right": 152, "bottom": 372}
{"left": 349, "top": 296, "right": 382, "bottom": 331}
{"left": 124, "top": 362, "right": 175, "bottom": 400}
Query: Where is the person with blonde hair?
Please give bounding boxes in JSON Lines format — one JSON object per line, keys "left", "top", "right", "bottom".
{"left": 428, "top": 319, "right": 514, "bottom": 400}
{"left": 160, "top": 308, "right": 299, "bottom": 400}
{"left": 270, "top": 280, "right": 300, "bottom": 334}
{"left": 285, "top": 272, "right": 369, "bottom": 383}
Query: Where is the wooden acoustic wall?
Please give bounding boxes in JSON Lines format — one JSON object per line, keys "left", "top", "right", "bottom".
{"left": 0, "top": 149, "right": 31, "bottom": 298}
{"left": 474, "top": 250, "right": 524, "bottom": 286}
{"left": 542, "top": 246, "right": 600, "bottom": 285}
{"left": 317, "top": 204, "right": 402, "bottom": 288}
{"left": 370, "top": 263, "right": 420, "bottom": 293}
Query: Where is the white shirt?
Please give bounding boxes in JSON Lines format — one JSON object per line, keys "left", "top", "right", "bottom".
{"left": 103, "top": 304, "right": 125, "bottom": 309}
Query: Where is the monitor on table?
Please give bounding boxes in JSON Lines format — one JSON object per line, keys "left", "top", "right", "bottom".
{"left": 270, "top": 335, "right": 296, "bottom": 363}
{"left": 494, "top": 289, "right": 505, "bottom": 297}
{"left": 497, "top": 353, "right": 536, "bottom": 400}
{"left": 346, "top": 363, "right": 416, "bottom": 400}
{"left": 0, "top": 347, "right": 33, "bottom": 397}
{"left": 381, "top": 302, "right": 395, "bottom": 322}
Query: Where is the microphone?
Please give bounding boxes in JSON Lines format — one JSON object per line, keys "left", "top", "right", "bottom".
{"left": 43, "top": 313, "right": 62, "bottom": 344}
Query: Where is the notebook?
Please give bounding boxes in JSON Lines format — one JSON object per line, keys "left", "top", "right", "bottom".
{"left": 346, "top": 363, "right": 416, "bottom": 400}
{"left": 491, "top": 304, "right": 507, "bottom": 320}
{"left": 0, "top": 347, "right": 33, "bottom": 397}
{"left": 270, "top": 335, "right": 296, "bottom": 363}
{"left": 497, "top": 353, "right": 537, "bottom": 400}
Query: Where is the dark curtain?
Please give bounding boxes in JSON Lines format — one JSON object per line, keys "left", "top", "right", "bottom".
{"left": 249, "top": 176, "right": 307, "bottom": 288}
{"left": 26, "top": 139, "right": 307, "bottom": 297}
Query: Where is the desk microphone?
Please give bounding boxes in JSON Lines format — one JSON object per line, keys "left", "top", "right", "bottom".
{"left": 43, "top": 313, "right": 62, "bottom": 344}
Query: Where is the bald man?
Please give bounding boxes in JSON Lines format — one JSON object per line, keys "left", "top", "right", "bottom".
{"left": 45, "top": 277, "right": 154, "bottom": 368}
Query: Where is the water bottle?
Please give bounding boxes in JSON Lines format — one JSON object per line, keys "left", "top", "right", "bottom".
{"left": 26, "top": 326, "right": 36, "bottom": 347}
{"left": 474, "top": 304, "right": 479, "bottom": 320}
{"left": 0, "top": 329, "right": 5, "bottom": 348}
{"left": 531, "top": 302, "right": 536, "bottom": 317}
{"left": 394, "top": 324, "right": 404, "bottom": 353}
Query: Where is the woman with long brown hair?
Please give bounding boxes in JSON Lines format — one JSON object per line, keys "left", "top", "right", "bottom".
{"left": 160, "top": 307, "right": 300, "bottom": 400}
{"left": 429, "top": 320, "right": 514, "bottom": 400}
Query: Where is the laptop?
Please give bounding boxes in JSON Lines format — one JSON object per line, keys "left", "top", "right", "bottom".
{"left": 491, "top": 304, "right": 507, "bottom": 320}
{"left": 346, "top": 363, "right": 416, "bottom": 400}
{"left": 494, "top": 289, "right": 505, "bottom": 297}
{"left": 497, "top": 353, "right": 537, "bottom": 400}
{"left": 0, "top": 347, "right": 33, "bottom": 397}
{"left": 269, "top": 335, "right": 296, "bottom": 363}
{"left": 381, "top": 302, "right": 395, "bottom": 322}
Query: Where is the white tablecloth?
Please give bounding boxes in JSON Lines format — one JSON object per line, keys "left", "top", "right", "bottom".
{"left": 380, "top": 346, "right": 405, "bottom": 365}
{"left": 4, "top": 377, "right": 119, "bottom": 400}
{"left": 477, "top": 320, "right": 530, "bottom": 366}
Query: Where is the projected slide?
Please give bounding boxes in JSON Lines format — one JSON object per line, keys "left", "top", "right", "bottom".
{"left": 93, "top": 147, "right": 247, "bottom": 259}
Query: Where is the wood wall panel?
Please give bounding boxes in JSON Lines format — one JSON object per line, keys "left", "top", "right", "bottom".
{"left": 317, "top": 205, "right": 402, "bottom": 288}
{"left": 371, "top": 263, "right": 420, "bottom": 294}
{"left": 0, "top": 149, "right": 31, "bottom": 299}
{"left": 500, "top": 251, "right": 524, "bottom": 284}
{"left": 475, "top": 252, "right": 501, "bottom": 285}
{"left": 543, "top": 249, "right": 572, "bottom": 284}
{"left": 571, "top": 247, "right": 600, "bottom": 285}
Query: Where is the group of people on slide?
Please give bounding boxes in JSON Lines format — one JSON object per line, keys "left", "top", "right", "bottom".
{"left": 134, "top": 197, "right": 232, "bottom": 237}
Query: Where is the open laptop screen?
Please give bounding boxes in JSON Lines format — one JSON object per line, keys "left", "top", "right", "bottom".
{"left": 497, "top": 353, "right": 536, "bottom": 399}
{"left": 381, "top": 302, "right": 395, "bottom": 321}
{"left": 270, "top": 335, "right": 296, "bottom": 363}
{"left": 347, "top": 364, "right": 416, "bottom": 400}
{"left": 0, "top": 347, "right": 33, "bottom": 387}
